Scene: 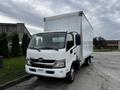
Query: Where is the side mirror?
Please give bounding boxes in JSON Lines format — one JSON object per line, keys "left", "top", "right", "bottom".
{"left": 76, "top": 34, "right": 81, "bottom": 45}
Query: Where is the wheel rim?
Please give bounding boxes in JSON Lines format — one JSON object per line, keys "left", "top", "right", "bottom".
{"left": 70, "top": 68, "right": 75, "bottom": 80}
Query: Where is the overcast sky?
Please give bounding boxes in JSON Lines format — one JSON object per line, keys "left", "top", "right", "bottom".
{"left": 0, "top": 0, "right": 120, "bottom": 40}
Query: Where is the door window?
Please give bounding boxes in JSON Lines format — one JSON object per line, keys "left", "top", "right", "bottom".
{"left": 66, "top": 34, "right": 74, "bottom": 51}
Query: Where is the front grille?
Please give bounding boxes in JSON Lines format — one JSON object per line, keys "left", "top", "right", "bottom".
{"left": 30, "top": 63, "right": 53, "bottom": 68}
{"left": 30, "top": 59, "right": 38, "bottom": 62}
{"left": 30, "top": 58, "right": 55, "bottom": 68}
{"left": 30, "top": 59, "right": 55, "bottom": 63}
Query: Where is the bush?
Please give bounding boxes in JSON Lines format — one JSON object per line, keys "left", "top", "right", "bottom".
{"left": 11, "top": 32, "right": 20, "bottom": 57}
{"left": 0, "top": 32, "right": 9, "bottom": 57}
{"left": 21, "top": 34, "right": 30, "bottom": 56}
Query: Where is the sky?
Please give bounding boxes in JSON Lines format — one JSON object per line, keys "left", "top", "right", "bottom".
{"left": 0, "top": 0, "right": 120, "bottom": 40}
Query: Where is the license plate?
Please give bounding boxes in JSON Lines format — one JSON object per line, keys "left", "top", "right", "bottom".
{"left": 38, "top": 69, "right": 44, "bottom": 72}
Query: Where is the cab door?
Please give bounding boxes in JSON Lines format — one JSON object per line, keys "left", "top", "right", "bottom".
{"left": 66, "top": 33, "right": 76, "bottom": 69}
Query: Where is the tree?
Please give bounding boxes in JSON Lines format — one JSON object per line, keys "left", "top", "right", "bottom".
{"left": 11, "top": 32, "right": 20, "bottom": 57}
{"left": 0, "top": 32, "right": 9, "bottom": 57}
{"left": 93, "top": 37, "right": 106, "bottom": 49}
{"left": 21, "top": 34, "right": 30, "bottom": 56}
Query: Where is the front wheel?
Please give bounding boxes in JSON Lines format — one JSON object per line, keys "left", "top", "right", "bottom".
{"left": 66, "top": 66, "right": 75, "bottom": 83}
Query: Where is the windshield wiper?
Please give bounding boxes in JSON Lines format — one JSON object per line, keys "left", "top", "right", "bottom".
{"left": 40, "top": 47, "right": 58, "bottom": 51}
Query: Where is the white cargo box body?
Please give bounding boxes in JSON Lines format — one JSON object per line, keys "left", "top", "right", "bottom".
{"left": 44, "top": 11, "right": 93, "bottom": 60}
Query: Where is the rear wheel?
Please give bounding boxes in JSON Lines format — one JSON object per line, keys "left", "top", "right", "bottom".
{"left": 84, "top": 57, "right": 90, "bottom": 66}
{"left": 66, "top": 65, "right": 75, "bottom": 83}
{"left": 89, "top": 57, "right": 91, "bottom": 63}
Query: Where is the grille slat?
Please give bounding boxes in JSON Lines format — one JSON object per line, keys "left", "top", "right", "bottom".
{"left": 30, "top": 59, "right": 55, "bottom": 63}
{"left": 30, "top": 58, "right": 55, "bottom": 68}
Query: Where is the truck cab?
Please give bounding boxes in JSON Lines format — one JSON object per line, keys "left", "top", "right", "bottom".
{"left": 26, "top": 31, "right": 81, "bottom": 82}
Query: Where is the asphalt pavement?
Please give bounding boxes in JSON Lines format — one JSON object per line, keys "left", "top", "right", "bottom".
{"left": 6, "top": 52, "right": 120, "bottom": 90}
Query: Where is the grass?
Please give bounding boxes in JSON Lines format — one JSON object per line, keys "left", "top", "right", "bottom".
{"left": 94, "top": 48, "right": 120, "bottom": 52}
{"left": 0, "top": 56, "right": 26, "bottom": 85}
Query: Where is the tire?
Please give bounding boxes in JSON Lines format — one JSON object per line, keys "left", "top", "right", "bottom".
{"left": 89, "top": 57, "right": 92, "bottom": 63}
{"left": 66, "top": 65, "right": 75, "bottom": 83}
{"left": 84, "top": 57, "right": 90, "bottom": 66}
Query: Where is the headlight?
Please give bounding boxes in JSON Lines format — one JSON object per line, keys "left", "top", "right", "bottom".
{"left": 26, "top": 58, "right": 31, "bottom": 65}
{"left": 53, "top": 59, "right": 66, "bottom": 68}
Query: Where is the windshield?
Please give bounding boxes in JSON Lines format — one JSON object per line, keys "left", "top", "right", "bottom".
{"left": 28, "top": 32, "right": 66, "bottom": 50}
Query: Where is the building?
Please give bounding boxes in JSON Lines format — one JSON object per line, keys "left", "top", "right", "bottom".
{"left": 0, "top": 23, "right": 31, "bottom": 41}
{"left": 118, "top": 41, "right": 120, "bottom": 50}
{"left": 106, "top": 40, "right": 120, "bottom": 49}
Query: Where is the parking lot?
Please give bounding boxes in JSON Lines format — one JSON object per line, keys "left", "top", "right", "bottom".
{"left": 6, "top": 52, "right": 120, "bottom": 90}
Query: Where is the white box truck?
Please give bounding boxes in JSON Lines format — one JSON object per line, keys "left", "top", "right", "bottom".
{"left": 25, "top": 11, "right": 93, "bottom": 82}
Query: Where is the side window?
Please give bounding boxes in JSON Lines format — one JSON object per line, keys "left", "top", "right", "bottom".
{"left": 66, "top": 34, "right": 74, "bottom": 51}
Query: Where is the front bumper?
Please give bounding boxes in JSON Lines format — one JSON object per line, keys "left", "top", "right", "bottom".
{"left": 25, "top": 65, "right": 67, "bottom": 78}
